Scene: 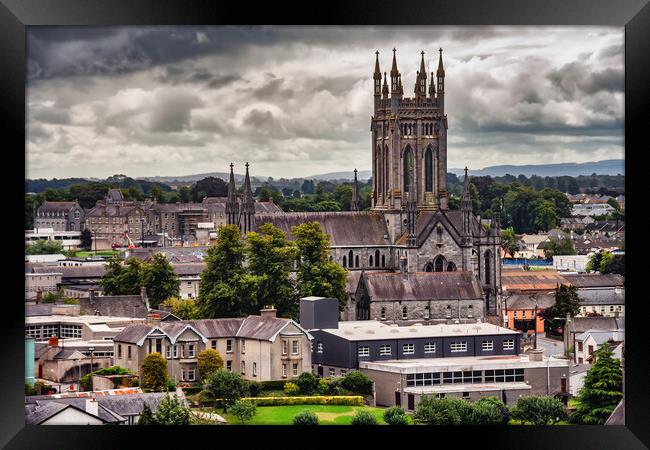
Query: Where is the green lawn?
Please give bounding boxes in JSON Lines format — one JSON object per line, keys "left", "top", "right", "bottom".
{"left": 75, "top": 250, "right": 120, "bottom": 257}
{"left": 219, "top": 405, "right": 392, "bottom": 425}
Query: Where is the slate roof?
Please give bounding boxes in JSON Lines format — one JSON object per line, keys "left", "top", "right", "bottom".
{"left": 25, "top": 401, "right": 125, "bottom": 424}
{"left": 254, "top": 202, "right": 283, "bottom": 213}
{"left": 501, "top": 270, "right": 570, "bottom": 292}
{"left": 26, "top": 304, "right": 54, "bottom": 317}
{"left": 254, "top": 211, "right": 391, "bottom": 246}
{"left": 38, "top": 201, "right": 79, "bottom": 212}
{"left": 564, "top": 274, "right": 624, "bottom": 288}
{"left": 506, "top": 293, "right": 556, "bottom": 310}
{"left": 412, "top": 210, "right": 486, "bottom": 245}
{"left": 236, "top": 316, "right": 292, "bottom": 340}
{"left": 188, "top": 318, "right": 245, "bottom": 338}
{"left": 106, "top": 189, "right": 125, "bottom": 203}
{"left": 87, "top": 204, "right": 143, "bottom": 217}
{"left": 568, "top": 316, "right": 625, "bottom": 334}
{"left": 32, "top": 265, "right": 106, "bottom": 279}
{"left": 578, "top": 289, "right": 625, "bottom": 305}
{"left": 605, "top": 399, "right": 625, "bottom": 425}
{"left": 79, "top": 295, "right": 148, "bottom": 318}
{"left": 112, "top": 324, "right": 154, "bottom": 344}
{"left": 575, "top": 330, "right": 625, "bottom": 344}
{"left": 173, "top": 263, "right": 206, "bottom": 276}
{"left": 346, "top": 271, "right": 362, "bottom": 294}
{"left": 363, "top": 271, "right": 483, "bottom": 301}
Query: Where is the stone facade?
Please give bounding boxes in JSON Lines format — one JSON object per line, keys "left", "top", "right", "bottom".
{"left": 35, "top": 201, "right": 85, "bottom": 232}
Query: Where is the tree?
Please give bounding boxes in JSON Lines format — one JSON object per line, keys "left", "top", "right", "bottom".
{"left": 340, "top": 371, "right": 373, "bottom": 395}
{"left": 25, "top": 240, "right": 64, "bottom": 255}
{"left": 293, "top": 222, "right": 347, "bottom": 311}
{"left": 383, "top": 406, "right": 409, "bottom": 425}
{"left": 203, "top": 369, "right": 249, "bottom": 413}
{"left": 473, "top": 396, "right": 510, "bottom": 425}
{"left": 154, "top": 394, "right": 191, "bottom": 425}
{"left": 571, "top": 343, "right": 623, "bottom": 424}
{"left": 543, "top": 237, "right": 575, "bottom": 259}
{"left": 230, "top": 399, "right": 257, "bottom": 424}
{"left": 80, "top": 229, "right": 93, "bottom": 250}
{"left": 284, "top": 382, "right": 300, "bottom": 396}
{"left": 350, "top": 410, "right": 377, "bottom": 425}
{"left": 178, "top": 186, "right": 192, "bottom": 203}
{"left": 246, "top": 223, "right": 298, "bottom": 318}
{"left": 293, "top": 409, "right": 319, "bottom": 425}
{"left": 197, "top": 225, "right": 246, "bottom": 318}
{"left": 606, "top": 198, "right": 621, "bottom": 211}
{"left": 191, "top": 177, "right": 228, "bottom": 202}
{"left": 295, "top": 371, "right": 319, "bottom": 395}
{"left": 98, "top": 256, "right": 126, "bottom": 295}
{"left": 162, "top": 297, "right": 200, "bottom": 320}
{"left": 540, "top": 284, "right": 582, "bottom": 335}
{"left": 197, "top": 348, "right": 224, "bottom": 381}
{"left": 500, "top": 227, "right": 520, "bottom": 258}
{"left": 586, "top": 251, "right": 603, "bottom": 273}
{"left": 414, "top": 396, "right": 462, "bottom": 425}
{"left": 141, "top": 353, "right": 168, "bottom": 392}
{"left": 511, "top": 396, "right": 567, "bottom": 425}
{"left": 600, "top": 252, "right": 624, "bottom": 276}
{"left": 533, "top": 199, "right": 558, "bottom": 232}
{"left": 141, "top": 253, "right": 180, "bottom": 308}
{"left": 301, "top": 179, "right": 315, "bottom": 195}
{"left": 137, "top": 404, "right": 157, "bottom": 425}
{"left": 120, "top": 257, "right": 146, "bottom": 295}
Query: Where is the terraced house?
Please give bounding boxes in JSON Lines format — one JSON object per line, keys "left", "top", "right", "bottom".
{"left": 112, "top": 308, "right": 312, "bottom": 384}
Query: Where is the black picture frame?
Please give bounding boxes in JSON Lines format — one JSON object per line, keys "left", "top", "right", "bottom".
{"left": 2, "top": 0, "right": 647, "bottom": 448}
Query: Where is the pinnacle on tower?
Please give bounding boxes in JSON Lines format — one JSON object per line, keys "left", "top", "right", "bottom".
{"left": 429, "top": 71, "right": 436, "bottom": 97}
{"left": 373, "top": 50, "right": 382, "bottom": 98}
{"left": 382, "top": 72, "right": 389, "bottom": 97}
{"left": 391, "top": 48, "right": 399, "bottom": 76}
{"left": 374, "top": 50, "right": 381, "bottom": 76}
{"left": 437, "top": 48, "right": 445, "bottom": 77}
{"left": 225, "top": 162, "right": 239, "bottom": 226}
{"left": 350, "top": 168, "right": 361, "bottom": 211}
{"left": 227, "top": 162, "right": 236, "bottom": 202}
{"left": 243, "top": 162, "right": 253, "bottom": 206}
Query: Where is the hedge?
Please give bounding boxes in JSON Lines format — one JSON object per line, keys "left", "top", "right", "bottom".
{"left": 241, "top": 396, "right": 364, "bottom": 407}
{"left": 182, "top": 386, "right": 203, "bottom": 395}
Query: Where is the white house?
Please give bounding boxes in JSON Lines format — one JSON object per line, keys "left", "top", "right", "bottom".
{"left": 553, "top": 255, "right": 591, "bottom": 272}
{"left": 574, "top": 329, "right": 624, "bottom": 365}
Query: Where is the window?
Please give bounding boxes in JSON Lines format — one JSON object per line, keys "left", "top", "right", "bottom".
{"left": 450, "top": 341, "right": 467, "bottom": 352}
{"left": 317, "top": 342, "right": 323, "bottom": 353}
{"left": 578, "top": 341, "right": 583, "bottom": 352}
{"left": 253, "top": 362, "right": 257, "bottom": 377}
{"left": 406, "top": 372, "right": 441, "bottom": 387}
{"left": 482, "top": 341, "right": 493, "bottom": 351}
{"left": 462, "top": 392, "right": 470, "bottom": 399}
{"left": 424, "top": 342, "right": 436, "bottom": 354}
{"left": 369, "top": 255, "right": 373, "bottom": 266}
{"left": 293, "top": 363, "right": 299, "bottom": 376}
{"left": 402, "top": 306, "right": 408, "bottom": 320}
{"left": 188, "top": 344, "right": 195, "bottom": 358}
{"left": 402, "top": 344, "right": 415, "bottom": 355}
{"left": 609, "top": 305, "right": 614, "bottom": 312}
{"left": 588, "top": 345, "right": 594, "bottom": 355}
{"left": 241, "top": 340, "right": 246, "bottom": 354}
{"left": 179, "top": 346, "right": 184, "bottom": 358}
{"left": 60, "top": 324, "right": 82, "bottom": 338}
{"left": 358, "top": 346, "right": 370, "bottom": 357}
{"left": 241, "top": 361, "right": 246, "bottom": 374}
{"left": 117, "top": 344, "right": 122, "bottom": 359}
{"left": 379, "top": 345, "right": 391, "bottom": 356}
{"left": 282, "top": 340, "right": 287, "bottom": 355}
{"left": 226, "top": 360, "right": 232, "bottom": 371}
{"left": 342, "top": 256, "right": 347, "bottom": 268}
{"left": 226, "top": 340, "right": 232, "bottom": 353}
{"left": 425, "top": 147, "right": 433, "bottom": 192}
{"left": 173, "top": 345, "right": 179, "bottom": 358}
{"left": 329, "top": 368, "right": 336, "bottom": 377}
{"left": 156, "top": 339, "right": 162, "bottom": 354}
{"left": 341, "top": 370, "right": 347, "bottom": 376}
{"left": 188, "top": 368, "right": 196, "bottom": 381}
{"left": 282, "top": 364, "right": 287, "bottom": 377}
{"left": 166, "top": 346, "right": 171, "bottom": 359}
{"left": 380, "top": 307, "right": 386, "bottom": 320}
{"left": 292, "top": 340, "right": 299, "bottom": 355}
{"left": 503, "top": 339, "right": 515, "bottom": 350}
{"left": 514, "top": 310, "right": 518, "bottom": 318}
{"left": 211, "top": 340, "right": 217, "bottom": 350}
{"left": 127, "top": 346, "right": 132, "bottom": 360}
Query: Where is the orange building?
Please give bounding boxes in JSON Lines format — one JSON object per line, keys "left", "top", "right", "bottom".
{"left": 504, "top": 293, "right": 556, "bottom": 333}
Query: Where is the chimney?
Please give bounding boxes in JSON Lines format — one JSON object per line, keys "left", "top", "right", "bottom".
{"left": 260, "top": 305, "right": 277, "bottom": 319}
{"left": 140, "top": 286, "right": 150, "bottom": 309}
{"left": 88, "top": 288, "right": 95, "bottom": 305}
{"left": 48, "top": 335, "right": 59, "bottom": 348}
{"left": 399, "top": 255, "right": 408, "bottom": 278}
{"left": 146, "top": 312, "right": 161, "bottom": 327}
{"left": 528, "top": 348, "right": 544, "bottom": 362}
{"left": 85, "top": 398, "right": 99, "bottom": 417}
{"left": 300, "top": 297, "right": 339, "bottom": 330}
{"left": 35, "top": 290, "right": 42, "bottom": 304}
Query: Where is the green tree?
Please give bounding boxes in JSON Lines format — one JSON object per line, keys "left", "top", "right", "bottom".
{"left": 162, "top": 297, "right": 200, "bottom": 320}
{"left": 540, "top": 284, "right": 582, "bottom": 335}
{"left": 341, "top": 371, "right": 373, "bottom": 396}
{"left": 230, "top": 399, "right": 257, "bottom": 424}
{"left": 141, "top": 253, "right": 180, "bottom": 308}
{"left": 383, "top": 406, "right": 409, "bottom": 425}
{"left": 295, "top": 371, "right": 319, "bottom": 395}
{"left": 350, "top": 410, "right": 378, "bottom": 425}
{"left": 511, "top": 396, "right": 567, "bottom": 425}
{"left": 203, "top": 369, "right": 249, "bottom": 413}
{"left": 98, "top": 256, "right": 126, "bottom": 295}
{"left": 533, "top": 199, "right": 558, "bottom": 232}
{"left": 543, "top": 237, "right": 576, "bottom": 259}
{"left": 120, "top": 257, "right": 146, "bottom": 295}
{"left": 571, "top": 343, "right": 623, "bottom": 424}
{"left": 606, "top": 198, "right": 621, "bottom": 211}
{"left": 154, "top": 394, "right": 191, "bottom": 425}
{"left": 293, "top": 222, "right": 347, "bottom": 311}
{"left": 141, "top": 353, "right": 168, "bottom": 392}
{"left": 414, "top": 396, "right": 462, "bottom": 425}
{"left": 25, "top": 240, "right": 64, "bottom": 255}
{"left": 137, "top": 403, "right": 157, "bottom": 425}
{"left": 284, "top": 382, "right": 300, "bottom": 396}
{"left": 25, "top": 193, "right": 44, "bottom": 229}
{"left": 473, "top": 396, "right": 510, "bottom": 425}
{"left": 197, "top": 348, "right": 224, "bottom": 381}
{"left": 197, "top": 225, "right": 246, "bottom": 318}
{"left": 586, "top": 251, "right": 603, "bottom": 273}
{"left": 600, "top": 252, "right": 624, "bottom": 276}
{"left": 246, "top": 223, "right": 298, "bottom": 318}
{"left": 500, "top": 227, "right": 520, "bottom": 258}
{"left": 178, "top": 186, "right": 192, "bottom": 203}
{"left": 293, "top": 409, "right": 319, "bottom": 425}
{"left": 191, "top": 177, "right": 228, "bottom": 202}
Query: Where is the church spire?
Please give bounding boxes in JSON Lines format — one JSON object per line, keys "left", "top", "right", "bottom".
{"left": 390, "top": 48, "right": 400, "bottom": 94}
{"left": 382, "top": 72, "right": 389, "bottom": 98}
{"left": 461, "top": 166, "right": 472, "bottom": 239}
{"left": 241, "top": 162, "right": 255, "bottom": 234}
{"left": 391, "top": 48, "right": 399, "bottom": 77}
{"left": 226, "top": 163, "right": 239, "bottom": 226}
{"left": 416, "top": 50, "right": 427, "bottom": 98}
{"left": 429, "top": 71, "right": 436, "bottom": 98}
{"left": 350, "top": 168, "right": 361, "bottom": 211}
{"left": 436, "top": 48, "right": 445, "bottom": 77}
{"left": 436, "top": 48, "right": 445, "bottom": 112}
{"left": 373, "top": 51, "right": 381, "bottom": 98}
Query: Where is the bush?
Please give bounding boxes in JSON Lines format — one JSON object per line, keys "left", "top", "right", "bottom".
{"left": 165, "top": 378, "right": 176, "bottom": 392}
{"left": 197, "top": 349, "right": 224, "bottom": 381}
{"left": 243, "top": 396, "right": 364, "bottom": 407}
{"left": 230, "top": 399, "right": 257, "bottom": 424}
{"left": 414, "top": 396, "right": 462, "bottom": 425}
{"left": 181, "top": 386, "right": 203, "bottom": 395}
{"left": 141, "top": 353, "right": 168, "bottom": 392}
{"left": 284, "top": 382, "right": 300, "bottom": 396}
{"left": 248, "top": 381, "right": 261, "bottom": 398}
{"left": 258, "top": 380, "right": 286, "bottom": 391}
{"left": 350, "top": 410, "right": 378, "bottom": 425}
{"left": 295, "top": 371, "right": 319, "bottom": 395}
{"left": 474, "top": 397, "right": 510, "bottom": 425}
{"left": 317, "top": 378, "right": 333, "bottom": 395}
{"left": 341, "top": 371, "right": 373, "bottom": 395}
{"left": 25, "top": 383, "right": 36, "bottom": 396}
{"left": 511, "top": 396, "right": 568, "bottom": 425}
{"left": 383, "top": 406, "right": 409, "bottom": 425}
{"left": 293, "top": 409, "right": 320, "bottom": 425}
{"left": 203, "top": 369, "right": 249, "bottom": 413}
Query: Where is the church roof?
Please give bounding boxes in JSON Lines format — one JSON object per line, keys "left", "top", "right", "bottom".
{"left": 362, "top": 271, "right": 483, "bottom": 301}
{"left": 254, "top": 211, "right": 391, "bottom": 246}
{"left": 397, "top": 209, "right": 486, "bottom": 246}
{"left": 38, "top": 201, "right": 80, "bottom": 212}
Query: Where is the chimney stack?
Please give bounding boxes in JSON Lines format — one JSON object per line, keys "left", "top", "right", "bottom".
{"left": 85, "top": 398, "right": 99, "bottom": 417}
{"left": 146, "top": 312, "right": 161, "bottom": 327}
{"left": 140, "top": 286, "right": 150, "bottom": 309}
{"left": 260, "top": 305, "right": 277, "bottom": 319}
{"left": 36, "top": 290, "right": 42, "bottom": 304}
{"left": 48, "top": 335, "right": 59, "bottom": 348}
{"left": 399, "top": 255, "right": 408, "bottom": 278}
{"left": 88, "top": 288, "right": 95, "bottom": 305}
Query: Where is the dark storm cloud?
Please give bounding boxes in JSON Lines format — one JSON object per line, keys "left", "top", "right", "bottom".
{"left": 148, "top": 90, "right": 203, "bottom": 132}
{"left": 154, "top": 66, "right": 241, "bottom": 89}
{"left": 30, "top": 105, "right": 71, "bottom": 125}
{"left": 599, "top": 44, "right": 623, "bottom": 58}
{"left": 547, "top": 62, "right": 623, "bottom": 99}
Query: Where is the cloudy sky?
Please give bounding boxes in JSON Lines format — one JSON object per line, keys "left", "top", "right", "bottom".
{"left": 26, "top": 26, "right": 624, "bottom": 180}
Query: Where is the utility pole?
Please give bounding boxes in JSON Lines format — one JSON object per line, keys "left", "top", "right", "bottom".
{"left": 532, "top": 293, "right": 538, "bottom": 350}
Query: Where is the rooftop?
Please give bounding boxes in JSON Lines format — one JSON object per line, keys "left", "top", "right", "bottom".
{"left": 25, "top": 314, "right": 145, "bottom": 325}
{"left": 404, "top": 381, "right": 532, "bottom": 394}
{"left": 322, "top": 320, "right": 519, "bottom": 342}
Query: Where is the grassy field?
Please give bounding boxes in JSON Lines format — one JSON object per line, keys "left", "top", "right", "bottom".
{"left": 219, "top": 405, "right": 394, "bottom": 425}
{"left": 75, "top": 250, "right": 120, "bottom": 257}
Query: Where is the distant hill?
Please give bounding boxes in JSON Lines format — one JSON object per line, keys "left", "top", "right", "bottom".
{"left": 304, "top": 170, "right": 372, "bottom": 181}
{"left": 138, "top": 172, "right": 245, "bottom": 183}
{"left": 450, "top": 159, "right": 624, "bottom": 178}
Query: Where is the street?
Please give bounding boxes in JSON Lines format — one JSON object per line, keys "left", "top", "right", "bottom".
{"left": 535, "top": 332, "right": 565, "bottom": 357}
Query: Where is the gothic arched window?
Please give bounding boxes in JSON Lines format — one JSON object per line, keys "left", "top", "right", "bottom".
{"left": 384, "top": 146, "right": 389, "bottom": 197}
{"left": 375, "top": 249, "right": 380, "bottom": 268}
{"left": 403, "top": 147, "right": 414, "bottom": 193}
{"left": 369, "top": 255, "right": 373, "bottom": 266}
{"left": 424, "top": 262, "right": 434, "bottom": 272}
{"left": 447, "top": 262, "right": 457, "bottom": 272}
{"left": 425, "top": 147, "right": 433, "bottom": 192}
{"left": 484, "top": 251, "right": 492, "bottom": 285}
{"left": 381, "top": 254, "right": 386, "bottom": 267}
{"left": 342, "top": 255, "right": 347, "bottom": 268}
{"left": 349, "top": 250, "right": 354, "bottom": 268}
{"left": 434, "top": 255, "right": 446, "bottom": 272}
{"left": 355, "top": 255, "right": 359, "bottom": 268}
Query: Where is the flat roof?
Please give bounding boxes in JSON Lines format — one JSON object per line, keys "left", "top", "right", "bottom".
{"left": 26, "top": 315, "right": 146, "bottom": 325}
{"left": 403, "top": 382, "right": 532, "bottom": 394}
{"left": 321, "top": 321, "right": 520, "bottom": 342}
{"left": 359, "top": 354, "right": 570, "bottom": 373}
